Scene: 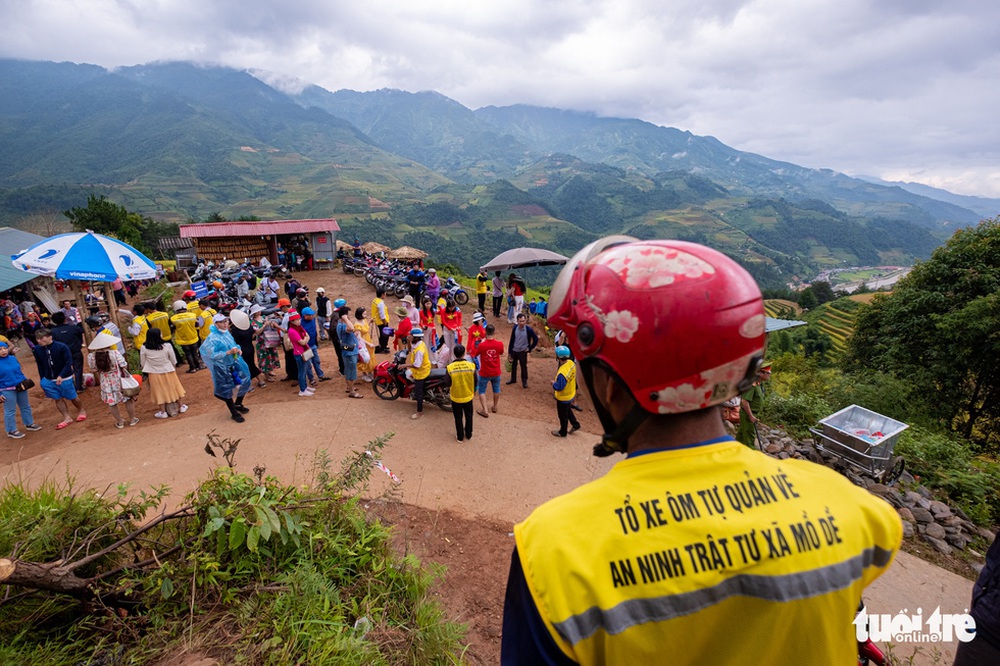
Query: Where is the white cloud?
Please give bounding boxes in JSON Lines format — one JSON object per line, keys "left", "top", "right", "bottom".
{"left": 1, "top": 0, "right": 999, "bottom": 196}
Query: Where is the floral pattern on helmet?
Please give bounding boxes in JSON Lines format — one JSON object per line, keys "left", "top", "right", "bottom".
{"left": 600, "top": 245, "right": 716, "bottom": 290}
{"left": 603, "top": 309, "right": 639, "bottom": 343}
{"left": 740, "top": 314, "right": 766, "bottom": 338}
{"left": 652, "top": 352, "right": 758, "bottom": 414}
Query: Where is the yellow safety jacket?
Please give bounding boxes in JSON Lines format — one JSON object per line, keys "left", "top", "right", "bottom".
{"left": 407, "top": 341, "right": 431, "bottom": 380}
{"left": 170, "top": 311, "right": 200, "bottom": 346}
{"left": 198, "top": 307, "right": 216, "bottom": 340}
{"left": 514, "top": 440, "right": 902, "bottom": 666}
{"left": 145, "top": 310, "right": 171, "bottom": 341}
{"left": 554, "top": 360, "right": 576, "bottom": 402}
{"left": 476, "top": 273, "right": 489, "bottom": 295}
{"left": 131, "top": 315, "right": 149, "bottom": 349}
{"left": 446, "top": 359, "right": 477, "bottom": 403}
{"left": 371, "top": 297, "right": 387, "bottom": 325}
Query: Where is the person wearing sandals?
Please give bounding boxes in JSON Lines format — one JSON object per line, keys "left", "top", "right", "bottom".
{"left": 354, "top": 307, "right": 377, "bottom": 383}
{"left": 140, "top": 327, "right": 189, "bottom": 419}
{"left": 251, "top": 305, "right": 280, "bottom": 382}
{"left": 335, "top": 305, "right": 363, "bottom": 399}
{"left": 87, "top": 331, "right": 138, "bottom": 429}
{"left": 0, "top": 340, "right": 42, "bottom": 438}
{"left": 286, "top": 311, "right": 314, "bottom": 397}
{"left": 32, "top": 328, "right": 86, "bottom": 429}
{"left": 200, "top": 313, "right": 252, "bottom": 420}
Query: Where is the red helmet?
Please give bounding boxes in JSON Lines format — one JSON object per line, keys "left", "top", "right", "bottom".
{"left": 549, "top": 237, "right": 765, "bottom": 416}
{"left": 183, "top": 290, "right": 197, "bottom": 300}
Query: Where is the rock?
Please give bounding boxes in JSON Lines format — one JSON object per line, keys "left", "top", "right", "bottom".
{"left": 944, "top": 526, "right": 959, "bottom": 535}
{"left": 929, "top": 501, "right": 952, "bottom": 519}
{"left": 897, "top": 507, "right": 915, "bottom": 523}
{"left": 946, "top": 533, "right": 969, "bottom": 550}
{"left": 777, "top": 452, "right": 790, "bottom": 460}
{"left": 765, "top": 442, "right": 783, "bottom": 455}
{"left": 917, "top": 486, "right": 933, "bottom": 499}
{"left": 960, "top": 520, "right": 979, "bottom": 533}
{"left": 868, "top": 483, "right": 890, "bottom": 496}
{"left": 904, "top": 491, "right": 928, "bottom": 508}
{"left": 973, "top": 563, "right": 985, "bottom": 575}
{"left": 910, "top": 507, "right": 935, "bottom": 524}
{"left": 953, "top": 505, "right": 970, "bottom": 521}
{"left": 978, "top": 528, "right": 997, "bottom": 541}
{"left": 941, "top": 515, "right": 962, "bottom": 527}
{"left": 924, "top": 523, "right": 947, "bottom": 540}
{"left": 902, "top": 521, "right": 915, "bottom": 538}
{"left": 884, "top": 487, "right": 904, "bottom": 505}
{"left": 922, "top": 535, "right": 953, "bottom": 556}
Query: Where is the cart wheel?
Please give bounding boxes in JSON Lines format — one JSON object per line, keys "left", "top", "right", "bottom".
{"left": 884, "top": 456, "right": 905, "bottom": 486}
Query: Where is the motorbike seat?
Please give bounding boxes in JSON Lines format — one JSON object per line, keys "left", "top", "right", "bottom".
{"left": 428, "top": 368, "right": 448, "bottom": 379}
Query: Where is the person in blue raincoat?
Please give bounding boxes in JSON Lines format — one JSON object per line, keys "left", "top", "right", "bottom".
{"left": 199, "top": 313, "right": 252, "bottom": 423}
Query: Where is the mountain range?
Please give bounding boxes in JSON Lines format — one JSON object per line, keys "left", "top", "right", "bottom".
{"left": 1, "top": 58, "right": 997, "bottom": 287}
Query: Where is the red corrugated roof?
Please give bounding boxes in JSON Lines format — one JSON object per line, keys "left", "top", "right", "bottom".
{"left": 179, "top": 219, "right": 340, "bottom": 238}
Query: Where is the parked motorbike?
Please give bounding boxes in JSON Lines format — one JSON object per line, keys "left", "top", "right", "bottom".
{"left": 443, "top": 277, "right": 469, "bottom": 305}
{"left": 373, "top": 350, "right": 452, "bottom": 411}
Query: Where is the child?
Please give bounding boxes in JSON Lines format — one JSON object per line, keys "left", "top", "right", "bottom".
{"left": 551, "top": 346, "right": 580, "bottom": 437}
{"left": 446, "top": 344, "right": 477, "bottom": 442}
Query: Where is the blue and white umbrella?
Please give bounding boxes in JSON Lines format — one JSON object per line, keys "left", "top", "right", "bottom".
{"left": 11, "top": 230, "right": 158, "bottom": 282}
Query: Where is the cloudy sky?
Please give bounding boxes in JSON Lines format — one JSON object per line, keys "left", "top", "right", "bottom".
{"left": 3, "top": 0, "right": 999, "bottom": 197}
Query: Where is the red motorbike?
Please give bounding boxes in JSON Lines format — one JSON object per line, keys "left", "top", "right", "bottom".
{"left": 373, "top": 350, "right": 452, "bottom": 411}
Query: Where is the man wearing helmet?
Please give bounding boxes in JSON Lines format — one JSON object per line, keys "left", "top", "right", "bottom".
{"left": 501, "top": 238, "right": 902, "bottom": 665}
{"left": 551, "top": 346, "right": 580, "bottom": 437}
{"left": 399, "top": 327, "right": 431, "bottom": 420}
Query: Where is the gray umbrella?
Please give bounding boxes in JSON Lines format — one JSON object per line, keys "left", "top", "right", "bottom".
{"left": 480, "top": 247, "right": 569, "bottom": 272}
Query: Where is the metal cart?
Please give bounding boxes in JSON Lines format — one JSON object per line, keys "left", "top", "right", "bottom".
{"left": 808, "top": 405, "right": 907, "bottom": 485}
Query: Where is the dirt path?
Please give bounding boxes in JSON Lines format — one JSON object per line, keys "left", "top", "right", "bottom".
{"left": 0, "top": 269, "right": 974, "bottom": 665}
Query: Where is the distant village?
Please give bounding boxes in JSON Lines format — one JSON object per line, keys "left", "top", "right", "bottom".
{"left": 793, "top": 266, "right": 912, "bottom": 294}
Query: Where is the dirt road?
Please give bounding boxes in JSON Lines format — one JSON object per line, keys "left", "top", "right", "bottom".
{"left": 0, "top": 269, "right": 974, "bottom": 664}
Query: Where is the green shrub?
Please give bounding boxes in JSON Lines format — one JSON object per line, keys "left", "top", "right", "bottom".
{"left": 896, "top": 427, "right": 1000, "bottom": 526}
{"left": 0, "top": 436, "right": 466, "bottom": 665}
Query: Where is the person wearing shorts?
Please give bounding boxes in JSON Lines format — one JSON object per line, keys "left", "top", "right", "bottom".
{"left": 472, "top": 324, "right": 504, "bottom": 417}
{"left": 32, "top": 328, "right": 87, "bottom": 429}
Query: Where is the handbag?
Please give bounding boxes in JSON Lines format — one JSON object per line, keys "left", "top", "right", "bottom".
{"left": 15, "top": 378, "right": 35, "bottom": 392}
{"left": 262, "top": 327, "right": 281, "bottom": 348}
{"left": 301, "top": 348, "right": 314, "bottom": 362}
{"left": 120, "top": 372, "right": 141, "bottom": 398}
{"left": 356, "top": 333, "right": 370, "bottom": 364}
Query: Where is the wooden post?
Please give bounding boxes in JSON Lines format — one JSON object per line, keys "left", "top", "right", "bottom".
{"left": 103, "top": 281, "right": 123, "bottom": 341}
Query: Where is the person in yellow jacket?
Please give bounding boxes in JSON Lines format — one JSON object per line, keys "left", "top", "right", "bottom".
{"left": 196, "top": 298, "right": 216, "bottom": 342}
{"left": 551, "top": 346, "right": 580, "bottom": 437}
{"left": 170, "top": 301, "right": 203, "bottom": 372}
{"left": 145, "top": 301, "right": 171, "bottom": 343}
{"left": 446, "top": 344, "right": 478, "bottom": 442}
{"left": 127, "top": 303, "right": 149, "bottom": 350}
{"left": 371, "top": 287, "right": 390, "bottom": 353}
{"left": 501, "top": 238, "right": 902, "bottom": 666}
{"left": 476, "top": 268, "right": 490, "bottom": 312}
{"left": 400, "top": 327, "right": 431, "bottom": 420}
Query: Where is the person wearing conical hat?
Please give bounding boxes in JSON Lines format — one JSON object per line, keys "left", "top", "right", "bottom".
{"left": 87, "top": 331, "right": 137, "bottom": 429}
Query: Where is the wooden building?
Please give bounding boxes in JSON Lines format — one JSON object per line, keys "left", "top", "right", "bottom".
{"left": 178, "top": 219, "right": 340, "bottom": 268}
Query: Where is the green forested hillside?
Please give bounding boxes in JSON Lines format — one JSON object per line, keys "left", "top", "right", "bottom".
{"left": 0, "top": 59, "right": 981, "bottom": 287}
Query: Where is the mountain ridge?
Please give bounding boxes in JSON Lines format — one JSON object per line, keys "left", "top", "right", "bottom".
{"left": 0, "top": 58, "right": 987, "bottom": 285}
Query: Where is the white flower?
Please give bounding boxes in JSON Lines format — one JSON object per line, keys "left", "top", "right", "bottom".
{"left": 602, "top": 247, "right": 714, "bottom": 290}
{"left": 654, "top": 382, "right": 711, "bottom": 413}
{"left": 603, "top": 310, "right": 639, "bottom": 343}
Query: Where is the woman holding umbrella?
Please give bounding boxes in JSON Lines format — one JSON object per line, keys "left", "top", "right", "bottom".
{"left": 199, "top": 313, "right": 252, "bottom": 422}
